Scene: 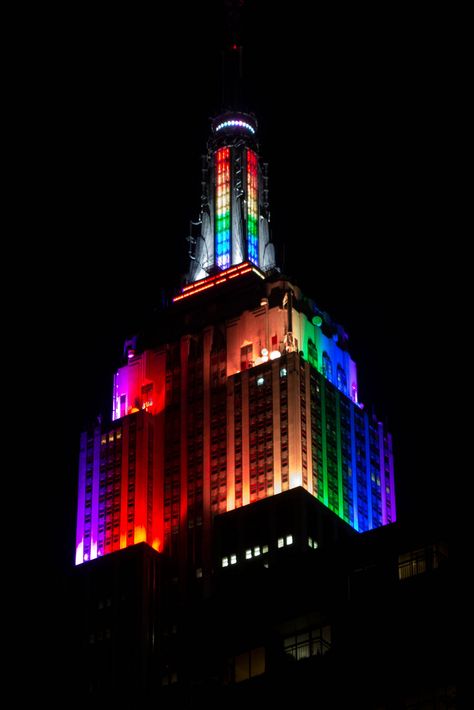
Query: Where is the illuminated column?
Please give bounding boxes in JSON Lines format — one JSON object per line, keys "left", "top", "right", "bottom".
{"left": 215, "top": 147, "right": 231, "bottom": 269}
{"left": 246, "top": 149, "right": 258, "bottom": 265}
{"left": 287, "top": 353, "right": 303, "bottom": 489}
{"left": 226, "top": 378, "right": 236, "bottom": 511}
{"left": 75, "top": 432, "right": 87, "bottom": 565}
{"left": 387, "top": 432, "right": 396, "bottom": 522}
{"left": 350, "top": 403, "right": 359, "bottom": 531}
{"left": 378, "top": 423, "right": 387, "bottom": 526}
{"left": 179, "top": 336, "right": 190, "bottom": 567}
{"left": 335, "top": 392, "right": 344, "bottom": 519}
{"left": 133, "top": 414, "right": 148, "bottom": 545}
{"left": 320, "top": 379, "right": 329, "bottom": 506}
{"left": 202, "top": 327, "right": 212, "bottom": 570}
{"left": 365, "top": 416, "right": 373, "bottom": 530}
{"left": 241, "top": 370, "right": 250, "bottom": 506}
{"left": 90, "top": 426, "right": 101, "bottom": 560}
{"left": 152, "top": 350, "right": 166, "bottom": 552}
{"left": 271, "top": 360, "right": 282, "bottom": 494}
{"left": 304, "top": 362, "right": 314, "bottom": 496}
{"left": 119, "top": 420, "right": 129, "bottom": 549}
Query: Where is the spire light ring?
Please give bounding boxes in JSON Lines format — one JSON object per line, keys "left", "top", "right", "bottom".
{"left": 215, "top": 119, "right": 256, "bottom": 135}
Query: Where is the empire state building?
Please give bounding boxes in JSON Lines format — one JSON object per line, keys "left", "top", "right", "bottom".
{"left": 75, "top": 78, "right": 395, "bottom": 576}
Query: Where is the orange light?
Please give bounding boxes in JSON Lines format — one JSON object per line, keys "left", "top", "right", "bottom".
{"left": 173, "top": 262, "right": 264, "bottom": 302}
{"left": 134, "top": 525, "right": 147, "bottom": 544}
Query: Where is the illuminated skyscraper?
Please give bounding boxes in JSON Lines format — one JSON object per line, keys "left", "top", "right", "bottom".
{"left": 70, "top": 29, "right": 454, "bottom": 709}
{"left": 75, "top": 99, "right": 395, "bottom": 575}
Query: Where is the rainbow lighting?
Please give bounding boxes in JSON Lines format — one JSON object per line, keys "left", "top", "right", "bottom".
{"left": 215, "top": 119, "right": 255, "bottom": 134}
{"left": 215, "top": 147, "right": 231, "bottom": 269}
{"left": 247, "top": 149, "right": 259, "bottom": 265}
{"left": 173, "top": 261, "right": 265, "bottom": 302}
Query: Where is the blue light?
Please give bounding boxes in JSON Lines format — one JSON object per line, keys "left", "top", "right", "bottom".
{"left": 216, "top": 119, "right": 255, "bottom": 135}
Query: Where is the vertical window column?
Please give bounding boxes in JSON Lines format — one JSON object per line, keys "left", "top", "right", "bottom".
{"left": 246, "top": 149, "right": 259, "bottom": 265}
{"left": 216, "top": 147, "right": 231, "bottom": 270}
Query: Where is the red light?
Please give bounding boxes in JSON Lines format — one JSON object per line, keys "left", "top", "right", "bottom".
{"left": 173, "top": 262, "right": 263, "bottom": 302}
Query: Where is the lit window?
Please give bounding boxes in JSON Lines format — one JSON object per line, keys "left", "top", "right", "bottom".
{"left": 278, "top": 537, "right": 284, "bottom": 548}
{"left": 280, "top": 367, "right": 287, "bottom": 377}
{"left": 196, "top": 568, "right": 203, "bottom": 578}
{"left": 234, "top": 647, "right": 265, "bottom": 683}
{"left": 245, "top": 549, "right": 252, "bottom": 559}
{"left": 222, "top": 557, "right": 229, "bottom": 567}
{"left": 230, "top": 554, "right": 237, "bottom": 565}
{"left": 254, "top": 546, "right": 261, "bottom": 556}
{"left": 116, "top": 430, "right": 121, "bottom": 439}
{"left": 308, "top": 537, "right": 313, "bottom": 548}
{"left": 313, "top": 540, "right": 319, "bottom": 549}
{"left": 262, "top": 545, "right": 269, "bottom": 554}
{"left": 286, "top": 535, "right": 293, "bottom": 545}
{"left": 257, "top": 376, "right": 265, "bottom": 386}
{"left": 337, "top": 364, "right": 347, "bottom": 395}
{"left": 322, "top": 352, "right": 333, "bottom": 382}
{"left": 284, "top": 625, "right": 331, "bottom": 661}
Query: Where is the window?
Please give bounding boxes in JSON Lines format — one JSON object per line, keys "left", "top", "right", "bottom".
{"left": 257, "top": 376, "right": 265, "bottom": 386}
{"left": 245, "top": 549, "right": 252, "bottom": 559}
{"left": 398, "top": 543, "right": 447, "bottom": 580}
{"left": 196, "top": 568, "right": 203, "bottom": 578}
{"left": 278, "top": 537, "right": 284, "bottom": 548}
{"left": 234, "top": 647, "right": 265, "bottom": 683}
{"left": 222, "top": 557, "right": 229, "bottom": 567}
{"left": 284, "top": 625, "right": 331, "bottom": 661}
{"left": 286, "top": 535, "right": 293, "bottom": 545}
{"left": 254, "top": 546, "right": 261, "bottom": 556}
{"left": 308, "top": 339, "right": 318, "bottom": 369}
{"left": 262, "top": 544, "right": 269, "bottom": 554}
{"left": 230, "top": 554, "right": 237, "bottom": 565}
{"left": 322, "top": 352, "right": 332, "bottom": 382}
{"left": 308, "top": 537, "right": 319, "bottom": 549}
{"left": 280, "top": 367, "right": 287, "bottom": 377}
{"left": 336, "top": 365, "right": 347, "bottom": 395}
{"left": 351, "top": 382, "right": 357, "bottom": 403}
{"left": 240, "top": 344, "right": 253, "bottom": 371}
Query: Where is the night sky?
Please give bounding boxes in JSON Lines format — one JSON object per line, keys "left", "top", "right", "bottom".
{"left": 40, "top": 1, "right": 448, "bottom": 586}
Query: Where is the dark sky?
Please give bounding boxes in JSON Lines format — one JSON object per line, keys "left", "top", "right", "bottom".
{"left": 40, "top": 1, "right": 449, "bottom": 581}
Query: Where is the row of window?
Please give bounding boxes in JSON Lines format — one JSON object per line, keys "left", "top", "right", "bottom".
{"left": 222, "top": 535, "right": 296, "bottom": 567}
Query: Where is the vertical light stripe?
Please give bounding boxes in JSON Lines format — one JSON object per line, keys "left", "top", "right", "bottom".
{"left": 90, "top": 426, "right": 101, "bottom": 560}
{"left": 241, "top": 370, "right": 250, "bottom": 506}
{"left": 350, "top": 403, "right": 359, "bottom": 531}
{"left": 335, "top": 391, "right": 344, "bottom": 519}
{"left": 226, "top": 378, "right": 235, "bottom": 511}
{"left": 272, "top": 360, "right": 282, "bottom": 494}
{"left": 75, "top": 431, "right": 87, "bottom": 565}
{"left": 365, "top": 416, "right": 373, "bottom": 530}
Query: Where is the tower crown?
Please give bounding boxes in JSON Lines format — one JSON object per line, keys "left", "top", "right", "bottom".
{"left": 188, "top": 108, "right": 274, "bottom": 283}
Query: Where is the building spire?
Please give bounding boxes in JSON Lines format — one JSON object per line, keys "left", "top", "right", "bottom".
{"left": 222, "top": 0, "right": 245, "bottom": 110}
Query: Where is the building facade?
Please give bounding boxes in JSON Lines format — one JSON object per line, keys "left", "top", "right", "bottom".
{"left": 75, "top": 111, "right": 395, "bottom": 575}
